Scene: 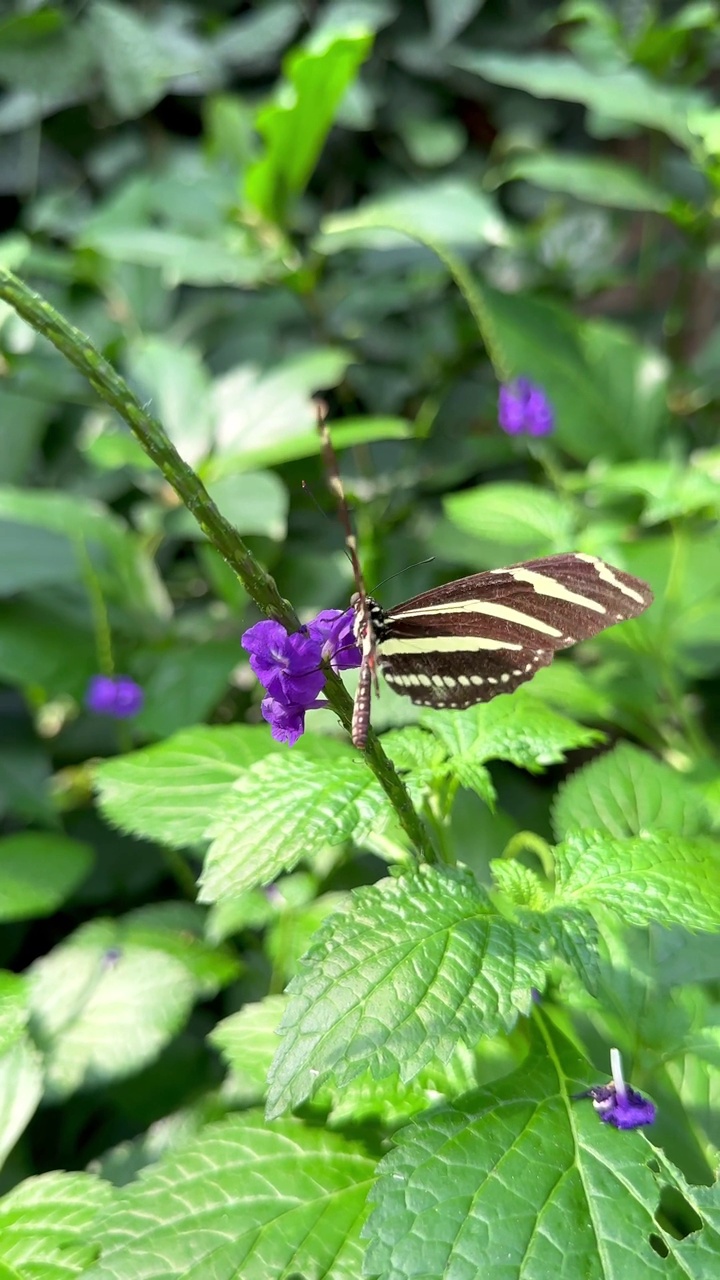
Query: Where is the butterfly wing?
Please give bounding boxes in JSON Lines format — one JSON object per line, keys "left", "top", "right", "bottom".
{"left": 375, "top": 553, "right": 653, "bottom": 709}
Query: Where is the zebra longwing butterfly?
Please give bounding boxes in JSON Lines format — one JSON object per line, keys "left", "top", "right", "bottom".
{"left": 318, "top": 414, "right": 653, "bottom": 750}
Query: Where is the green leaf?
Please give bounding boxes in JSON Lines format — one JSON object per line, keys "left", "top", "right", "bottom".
{"left": 199, "top": 748, "right": 394, "bottom": 902}
{"left": 266, "top": 865, "right": 546, "bottom": 1117}
{"left": 424, "top": 694, "right": 604, "bottom": 774}
{"left": 94, "top": 725, "right": 277, "bottom": 850}
{"left": 0, "top": 519, "right": 79, "bottom": 595}
{"left": 213, "top": 3, "right": 303, "bottom": 73}
{"left": 0, "top": 973, "right": 28, "bottom": 1054}
{"left": 554, "top": 831, "right": 720, "bottom": 932}
{"left": 427, "top": 0, "right": 485, "bottom": 44}
{"left": 28, "top": 920, "right": 198, "bottom": 1100}
{"left": 0, "top": 1172, "right": 112, "bottom": 1277}
{"left": 478, "top": 289, "right": 669, "bottom": 465}
{"left": 551, "top": 742, "right": 709, "bottom": 841}
{"left": 501, "top": 151, "right": 673, "bottom": 212}
{"left": 443, "top": 482, "right": 576, "bottom": 556}
{"left": 132, "top": 640, "right": 240, "bottom": 738}
{"left": 79, "top": 227, "right": 285, "bottom": 287}
{"left": 315, "top": 177, "right": 510, "bottom": 252}
{"left": 86, "top": 1113, "right": 374, "bottom": 1280}
{"left": 211, "top": 996, "right": 287, "bottom": 1099}
{"left": 126, "top": 336, "right": 213, "bottom": 468}
{"left": 217, "top": 414, "right": 411, "bottom": 475}
{"left": 453, "top": 49, "right": 705, "bottom": 148}
{"left": 209, "top": 348, "right": 351, "bottom": 470}
{"left": 0, "top": 489, "right": 169, "bottom": 618}
{"left": 166, "top": 472, "right": 288, "bottom": 541}
{"left": 365, "top": 1023, "right": 717, "bottom": 1280}
{"left": 88, "top": 1, "right": 207, "bottom": 119}
{"left": 246, "top": 29, "right": 373, "bottom": 223}
{"left": 120, "top": 902, "right": 241, "bottom": 997}
{"left": 0, "top": 833, "right": 92, "bottom": 921}
{"left": 0, "top": 599, "right": 97, "bottom": 698}
{"left": 0, "top": 1037, "right": 43, "bottom": 1171}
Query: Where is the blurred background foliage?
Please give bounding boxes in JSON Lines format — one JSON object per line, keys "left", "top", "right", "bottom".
{"left": 0, "top": 0, "right": 719, "bottom": 1185}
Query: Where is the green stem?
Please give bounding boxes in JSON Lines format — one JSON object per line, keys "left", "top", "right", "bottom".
{"left": 354, "top": 218, "right": 511, "bottom": 381}
{"left": 74, "top": 535, "right": 114, "bottom": 675}
{"left": 0, "top": 266, "right": 434, "bottom": 864}
{"left": 501, "top": 831, "right": 555, "bottom": 882}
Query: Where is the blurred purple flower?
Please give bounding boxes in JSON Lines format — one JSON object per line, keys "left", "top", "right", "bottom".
{"left": 85, "top": 675, "right": 144, "bottom": 719}
{"left": 575, "top": 1048, "right": 656, "bottom": 1131}
{"left": 242, "top": 611, "right": 361, "bottom": 746}
{"left": 498, "top": 378, "right": 554, "bottom": 437}
{"left": 306, "top": 608, "right": 361, "bottom": 671}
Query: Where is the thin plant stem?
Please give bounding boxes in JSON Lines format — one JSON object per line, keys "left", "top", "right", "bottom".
{"left": 0, "top": 266, "right": 433, "bottom": 863}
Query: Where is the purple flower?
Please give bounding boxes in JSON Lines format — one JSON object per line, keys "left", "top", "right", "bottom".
{"left": 85, "top": 675, "right": 144, "bottom": 719}
{"left": 242, "top": 619, "right": 326, "bottom": 705}
{"left": 260, "top": 694, "right": 324, "bottom": 747}
{"left": 305, "top": 608, "right": 361, "bottom": 671}
{"left": 242, "top": 612, "right": 360, "bottom": 746}
{"left": 575, "top": 1048, "right": 656, "bottom": 1131}
{"left": 498, "top": 378, "right": 554, "bottom": 437}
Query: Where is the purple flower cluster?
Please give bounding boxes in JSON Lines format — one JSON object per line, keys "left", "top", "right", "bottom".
{"left": 498, "top": 377, "right": 554, "bottom": 437}
{"left": 85, "top": 675, "right": 144, "bottom": 718}
{"left": 242, "top": 609, "right": 361, "bottom": 746}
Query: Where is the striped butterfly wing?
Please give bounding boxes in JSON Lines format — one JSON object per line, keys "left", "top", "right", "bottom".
{"left": 374, "top": 552, "right": 653, "bottom": 709}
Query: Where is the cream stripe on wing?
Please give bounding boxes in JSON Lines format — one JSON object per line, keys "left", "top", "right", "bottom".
{"left": 389, "top": 599, "right": 563, "bottom": 637}
{"left": 573, "top": 553, "right": 646, "bottom": 605}
{"left": 494, "top": 567, "right": 606, "bottom": 614}
{"left": 378, "top": 636, "right": 523, "bottom": 656}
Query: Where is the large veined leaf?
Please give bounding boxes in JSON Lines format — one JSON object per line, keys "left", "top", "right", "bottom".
{"left": 199, "top": 747, "right": 395, "bottom": 902}
{"left": 424, "top": 694, "right": 604, "bottom": 773}
{"left": 443, "top": 482, "right": 577, "bottom": 555}
{"left": 365, "top": 1022, "right": 720, "bottom": 1280}
{"left": 27, "top": 919, "right": 199, "bottom": 1100}
{"left": 94, "top": 725, "right": 278, "bottom": 850}
{"left": 554, "top": 831, "right": 720, "bottom": 932}
{"left": 83, "top": 1113, "right": 375, "bottom": 1280}
{"left": 0, "top": 1171, "right": 113, "bottom": 1278}
{"left": 552, "top": 741, "right": 709, "bottom": 841}
{"left": 315, "top": 177, "right": 511, "bottom": 253}
{"left": 266, "top": 864, "right": 547, "bottom": 1117}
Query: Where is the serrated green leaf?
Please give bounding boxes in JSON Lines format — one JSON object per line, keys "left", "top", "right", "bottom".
{"left": 85, "top": 1113, "right": 374, "bottom": 1280}
{"left": 552, "top": 742, "right": 709, "bottom": 841}
{"left": 28, "top": 920, "right": 198, "bottom": 1101}
{"left": 0, "top": 1171, "right": 112, "bottom": 1278}
{"left": 424, "top": 693, "right": 604, "bottom": 774}
{"left": 246, "top": 29, "right": 373, "bottom": 223}
{"left": 94, "top": 726, "right": 277, "bottom": 850}
{"left": 364, "top": 1023, "right": 716, "bottom": 1280}
{"left": 554, "top": 832, "right": 720, "bottom": 932}
{"left": 266, "top": 865, "right": 547, "bottom": 1117}
{"left": 0, "top": 832, "right": 92, "bottom": 921}
{"left": 491, "top": 859, "right": 549, "bottom": 910}
{"left": 211, "top": 996, "right": 287, "bottom": 1099}
{"left": 199, "top": 750, "right": 393, "bottom": 902}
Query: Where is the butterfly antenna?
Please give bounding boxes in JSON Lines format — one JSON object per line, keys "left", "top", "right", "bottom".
{"left": 316, "top": 402, "right": 368, "bottom": 609}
